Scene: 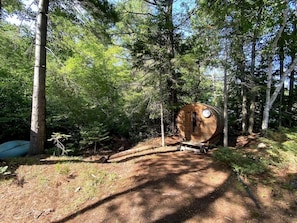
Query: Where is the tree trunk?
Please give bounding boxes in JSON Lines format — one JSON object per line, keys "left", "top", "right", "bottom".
{"left": 288, "top": 68, "right": 295, "bottom": 111}
{"left": 0, "top": 0, "right": 2, "bottom": 20}
{"left": 241, "top": 85, "right": 247, "bottom": 134}
{"left": 288, "top": 23, "right": 296, "bottom": 116}
{"left": 248, "top": 5, "right": 263, "bottom": 134}
{"left": 160, "top": 102, "right": 165, "bottom": 147}
{"left": 262, "top": 5, "right": 289, "bottom": 132}
{"left": 30, "top": 0, "right": 49, "bottom": 155}
{"left": 288, "top": 49, "right": 296, "bottom": 127}
{"left": 248, "top": 34, "right": 257, "bottom": 134}
{"left": 238, "top": 43, "right": 247, "bottom": 134}
{"left": 159, "top": 72, "right": 165, "bottom": 147}
{"left": 165, "top": 0, "right": 178, "bottom": 133}
{"left": 278, "top": 44, "right": 284, "bottom": 127}
{"left": 223, "top": 41, "right": 228, "bottom": 147}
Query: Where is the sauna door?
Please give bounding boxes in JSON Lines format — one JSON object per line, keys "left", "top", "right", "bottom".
{"left": 184, "top": 111, "right": 191, "bottom": 141}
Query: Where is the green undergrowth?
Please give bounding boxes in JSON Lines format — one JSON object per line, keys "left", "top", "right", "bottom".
{"left": 213, "top": 147, "right": 268, "bottom": 176}
{"left": 213, "top": 128, "right": 297, "bottom": 179}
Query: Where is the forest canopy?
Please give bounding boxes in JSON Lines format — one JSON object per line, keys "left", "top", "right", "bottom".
{"left": 0, "top": 0, "right": 296, "bottom": 153}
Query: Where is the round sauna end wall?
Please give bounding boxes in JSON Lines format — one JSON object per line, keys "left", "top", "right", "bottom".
{"left": 176, "top": 103, "right": 223, "bottom": 144}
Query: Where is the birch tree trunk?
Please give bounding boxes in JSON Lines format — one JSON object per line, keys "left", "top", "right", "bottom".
{"left": 261, "top": 4, "right": 288, "bottom": 132}
{"left": 261, "top": 55, "right": 297, "bottom": 132}
{"left": 159, "top": 72, "right": 165, "bottom": 147}
{"left": 239, "top": 42, "right": 247, "bottom": 134}
{"left": 30, "top": 0, "right": 49, "bottom": 154}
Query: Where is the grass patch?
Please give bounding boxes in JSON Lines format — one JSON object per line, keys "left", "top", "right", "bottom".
{"left": 5, "top": 157, "right": 120, "bottom": 215}
{"left": 67, "top": 163, "right": 119, "bottom": 202}
{"left": 214, "top": 128, "right": 297, "bottom": 181}
{"left": 213, "top": 147, "right": 268, "bottom": 176}
{"left": 55, "top": 163, "right": 71, "bottom": 175}
{"left": 0, "top": 166, "right": 10, "bottom": 175}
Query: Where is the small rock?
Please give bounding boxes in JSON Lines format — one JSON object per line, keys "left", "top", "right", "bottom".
{"left": 33, "top": 210, "right": 43, "bottom": 219}
{"left": 75, "top": 186, "right": 81, "bottom": 192}
{"left": 43, "top": 208, "right": 54, "bottom": 215}
{"left": 99, "top": 156, "right": 108, "bottom": 163}
{"left": 257, "top": 143, "right": 267, "bottom": 149}
{"left": 224, "top": 216, "right": 233, "bottom": 222}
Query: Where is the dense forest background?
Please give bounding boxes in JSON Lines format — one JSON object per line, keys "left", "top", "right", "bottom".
{"left": 1, "top": 0, "right": 296, "bottom": 153}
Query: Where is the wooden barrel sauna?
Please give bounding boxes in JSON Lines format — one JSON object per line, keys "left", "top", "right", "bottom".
{"left": 176, "top": 103, "right": 223, "bottom": 144}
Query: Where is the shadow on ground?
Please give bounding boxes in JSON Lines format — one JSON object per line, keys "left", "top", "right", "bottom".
{"left": 1, "top": 137, "right": 296, "bottom": 223}
{"left": 52, "top": 150, "right": 270, "bottom": 223}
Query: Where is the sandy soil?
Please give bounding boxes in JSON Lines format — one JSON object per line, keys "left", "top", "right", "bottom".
{"left": 0, "top": 137, "right": 296, "bottom": 223}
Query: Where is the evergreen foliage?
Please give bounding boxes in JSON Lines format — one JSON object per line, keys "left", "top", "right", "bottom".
{"left": 0, "top": 0, "right": 296, "bottom": 153}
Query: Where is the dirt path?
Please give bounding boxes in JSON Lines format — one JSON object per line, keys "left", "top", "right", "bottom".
{"left": 0, "top": 139, "right": 296, "bottom": 223}
{"left": 52, "top": 150, "right": 262, "bottom": 223}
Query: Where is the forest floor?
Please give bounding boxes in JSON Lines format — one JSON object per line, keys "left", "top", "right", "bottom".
{"left": 0, "top": 136, "right": 297, "bottom": 223}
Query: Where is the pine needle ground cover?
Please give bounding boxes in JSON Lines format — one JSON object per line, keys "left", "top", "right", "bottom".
{"left": 0, "top": 133, "right": 296, "bottom": 222}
